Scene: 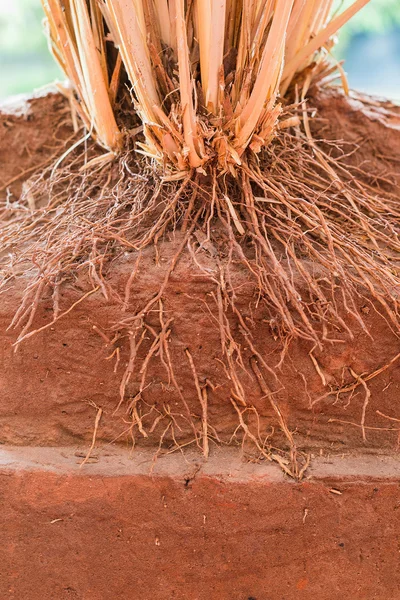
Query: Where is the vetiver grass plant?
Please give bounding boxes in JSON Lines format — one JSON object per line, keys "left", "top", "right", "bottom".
{"left": 41, "top": 0, "right": 368, "bottom": 171}
{"left": 1, "top": 0, "right": 399, "bottom": 476}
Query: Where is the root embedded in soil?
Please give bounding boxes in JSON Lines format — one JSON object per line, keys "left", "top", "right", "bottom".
{"left": 1, "top": 98, "right": 399, "bottom": 479}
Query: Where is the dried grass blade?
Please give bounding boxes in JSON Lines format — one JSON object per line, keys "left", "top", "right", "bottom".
{"left": 282, "top": 0, "right": 371, "bottom": 85}
{"left": 70, "top": 0, "right": 121, "bottom": 151}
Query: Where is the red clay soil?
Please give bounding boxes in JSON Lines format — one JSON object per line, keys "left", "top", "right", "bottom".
{"left": 1, "top": 90, "right": 400, "bottom": 600}
{"left": 2, "top": 233, "right": 400, "bottom": 453}
{"left": 1, "top": 446, "right": 400, "bottom": 600}
{"left": 0, "top": 90, "right": 74, "bottom": 199}
{"left": 0, "top": 88, "right": 400, "bottom": 455}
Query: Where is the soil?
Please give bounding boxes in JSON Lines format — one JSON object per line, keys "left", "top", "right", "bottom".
{"left": 1, "top": 88, "right": 400, "bottom": 600}
{"left": 0, "top": 87, "right": 400, "bottom": 457}
{"left": 0, "top": 89, "right": 74, "bottom": 200}
{"left": 2, "top": 446, "right": 400, "bottom": 600}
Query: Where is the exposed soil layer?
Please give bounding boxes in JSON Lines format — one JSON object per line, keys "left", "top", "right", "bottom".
{"left": 0, "top": 89, "right": 399, "bottom": 456}
{"left": 0, "top": 90, "right": 73, "bottom": 200}
{"left": 2, "top": 447, "right": 400, "bottom": 600}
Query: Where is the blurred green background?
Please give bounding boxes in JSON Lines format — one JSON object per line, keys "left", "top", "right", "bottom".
{"left": 0, "top": 0, "right": 399, "bottom": 100}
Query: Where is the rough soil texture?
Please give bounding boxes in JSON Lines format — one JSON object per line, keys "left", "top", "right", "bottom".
{"left": 0, "top": 89, "right": 74, "bottom": 200}
{"left": 0, "top": 89, "right": 400, "bottom": 455}
{"left": 1, "top": 90, "right": 400, "bottom": 600}
{"left": 1, "top": 447, "right": 400, "bottom": 600}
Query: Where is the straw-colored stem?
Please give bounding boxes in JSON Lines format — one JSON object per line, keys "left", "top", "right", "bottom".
{"left": 41, "top": 0, "right": 371, "bottom": 168}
